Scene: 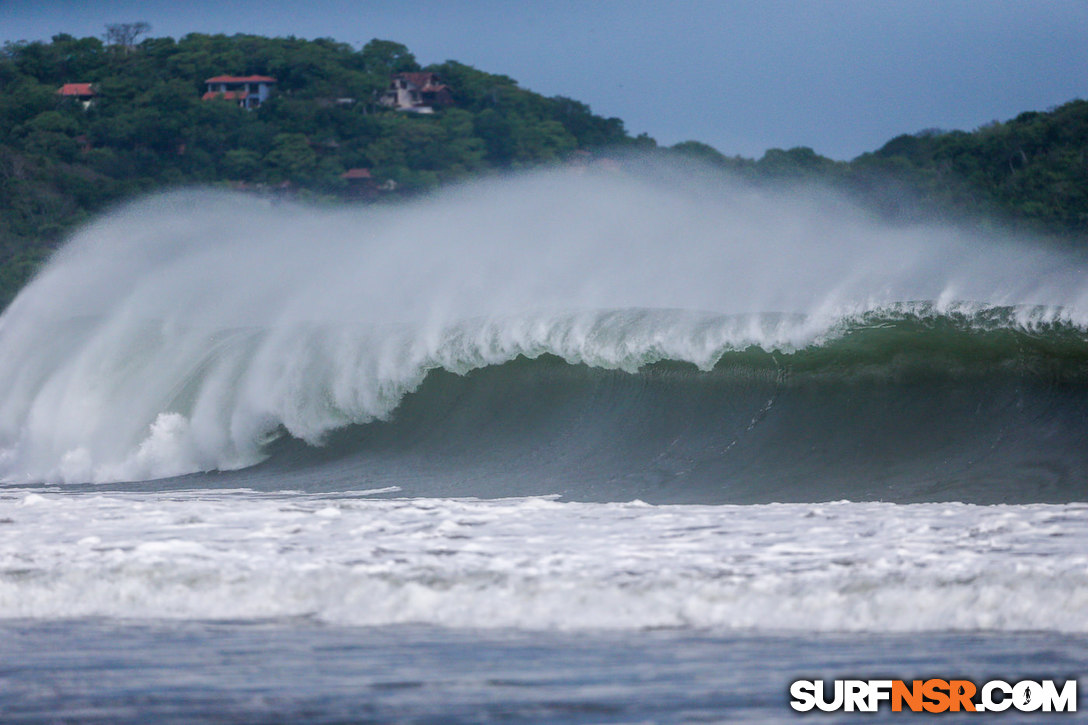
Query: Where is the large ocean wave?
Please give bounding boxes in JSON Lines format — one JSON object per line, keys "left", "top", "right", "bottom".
{"left": 0, "top": 169, "right": 1085, "bottom": 498}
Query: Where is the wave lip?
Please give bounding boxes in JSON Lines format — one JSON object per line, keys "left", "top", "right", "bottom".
{"left": 1, "top": 303, "right": 1087, "bottom": 495}
{"left": 2, "top": 491, "right": 1086, "bottom": 632}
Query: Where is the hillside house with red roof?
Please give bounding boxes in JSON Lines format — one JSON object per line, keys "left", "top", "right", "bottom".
{"left": 340, "top": 168, "right": 379, "bottom": 198}
{"left": 203, "top": 75, "right": 277, "bottom": 109}
{"left": 57, "top": 83, "right": 96, "bottom": 109}
{"left": 379, "top": 72, "right": 452, "bottom": 114}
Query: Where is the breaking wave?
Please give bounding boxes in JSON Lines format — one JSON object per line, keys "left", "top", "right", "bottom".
{"left": 0, "top": 168, "right": 1085, "bottom": 500}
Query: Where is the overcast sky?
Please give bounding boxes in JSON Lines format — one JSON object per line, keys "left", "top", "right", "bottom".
{"left": 2, "top": 0, "right": 1086, "bottom": 160}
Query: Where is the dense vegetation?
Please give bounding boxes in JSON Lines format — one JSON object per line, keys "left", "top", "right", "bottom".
{"left": 1, "top": 30, "right": 1087, "bottom": 307}
{"left": 0, "top": 31, "right": 638, "bottom": 305}
{"left": 671, "top": 102, "right": 1088, "bottom": 238}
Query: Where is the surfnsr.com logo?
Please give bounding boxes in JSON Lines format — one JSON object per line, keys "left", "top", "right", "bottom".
{"left": 790, "top": 679, "right": 1077, "bottom": 713}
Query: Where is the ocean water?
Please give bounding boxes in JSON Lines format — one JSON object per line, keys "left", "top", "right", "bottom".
{"left": 0, "top": 167, "right": 1086, "bottom": 722}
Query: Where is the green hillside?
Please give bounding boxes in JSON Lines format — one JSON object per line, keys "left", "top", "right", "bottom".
{"left": 672, "top": 100, "right": 1088, "bottom": 237}
{"left": 0, "top": 31, "right": 637, "bottom": 306}
{"left": 1, "top": 30, "right": 1087, "bottom": 308}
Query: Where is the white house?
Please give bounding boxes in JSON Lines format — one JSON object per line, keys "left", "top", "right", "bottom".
{"left": 202, "top": 75, "right": 277, "bottom": 109}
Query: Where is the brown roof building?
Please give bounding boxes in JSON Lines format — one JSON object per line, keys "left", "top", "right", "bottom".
{"left": 379, "top": 72, "right": 453, "bottom": 114}
{"left": 57, "top": 83, "right": 96, "bottom": 108}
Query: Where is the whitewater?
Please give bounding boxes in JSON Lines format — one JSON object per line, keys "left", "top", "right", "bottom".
{"left": 1, "top": 165, "right": 1086, "bottom": 722}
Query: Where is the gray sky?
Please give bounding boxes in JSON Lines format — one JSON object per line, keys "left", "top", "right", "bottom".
{"left": 2, "top": 0, "right": 1086, "bottom": 159}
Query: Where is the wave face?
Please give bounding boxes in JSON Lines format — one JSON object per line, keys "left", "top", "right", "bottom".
{"left": 0, "top": 168, "right": 1086, "bottom": 501}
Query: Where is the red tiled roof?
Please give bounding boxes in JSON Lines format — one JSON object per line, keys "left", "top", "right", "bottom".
{"left": 205, "top": 75, "right": 277, "bottom": 84}
{"left": 341, "top": 168, "right": 373, "bottom": 180}
{"left": 395, "top": 72, "right": 447, "bottom": 92}
{"left": 57, "top": 83, "right": 95, "bottom": 96}
{"left": 202, "top": 90, "right": 249, "bottom": 101}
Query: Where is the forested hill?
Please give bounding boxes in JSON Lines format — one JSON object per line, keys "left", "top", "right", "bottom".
{"left": 1, "top": 30, "right": 1088, "bottom": 308}
{"left": 0, "top": 31, "right": 640, "bottom": 304}
{"left": 673, "top": 99, "right": 1088, "bottom": 240}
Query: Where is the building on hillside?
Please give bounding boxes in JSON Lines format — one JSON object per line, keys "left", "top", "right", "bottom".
{"left": 379, "top": 72, "right": 452, "bottom": 114}
{"left": 341, "top": 167, "right": 379, "bottom": 198}
{"left": 202, "top": 75, "right": 277, "bottom": 109}
{"left": 57, "top": 83, "right": 96, "bottom": 109}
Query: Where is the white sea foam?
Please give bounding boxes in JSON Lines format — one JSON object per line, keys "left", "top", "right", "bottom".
{"left": 0, "top": 490, "right": 1084, "bottom": 631}
{"left": 0, "top": 168, "right": 1085, "bottom": 483}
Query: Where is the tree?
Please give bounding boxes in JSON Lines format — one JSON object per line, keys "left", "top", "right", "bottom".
{"left": 265, "top": 132, "right": 317, "bottom": 181}
{"left": 222, "top": 149, "right": 261, "bottom": 180}
{"left": 104, "top": 22, "right": 151, "bottom": 52}
{"left": 756, "top": 146, "right": 837, "bottom": 179}
{"left": 360, "top": 39, "right": 419, "bottom": 75}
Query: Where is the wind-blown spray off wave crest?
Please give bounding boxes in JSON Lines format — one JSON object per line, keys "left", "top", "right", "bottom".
{"left": 0, "top": 166, "right": 1086, "bottom": 495}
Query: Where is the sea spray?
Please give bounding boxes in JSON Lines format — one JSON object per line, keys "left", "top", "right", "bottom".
{"left": 0, "top": 165, "right": 1085, "bottom": 484}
